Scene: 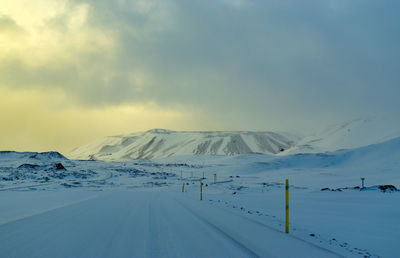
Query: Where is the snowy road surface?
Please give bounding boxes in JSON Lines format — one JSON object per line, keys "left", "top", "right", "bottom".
{"left": 0, "top": 190, "right": 340, "bottom": 258}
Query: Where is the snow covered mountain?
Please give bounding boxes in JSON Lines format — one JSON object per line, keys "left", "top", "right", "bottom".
{"left": 67, "top": 129, "right": 299, "bottom": 161}
{"left": 67, "top": 118, "right": 400, "bottom": 161}
{"left": 281, "top": 118, "right": 400, "bottom": 155}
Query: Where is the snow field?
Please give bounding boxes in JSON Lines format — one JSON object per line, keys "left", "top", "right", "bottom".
{"left": 1, "top": 134, "right": 400, "bottom": 257}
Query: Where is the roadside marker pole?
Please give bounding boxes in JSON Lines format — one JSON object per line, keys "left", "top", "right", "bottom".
{"left": 285, "top": 179, "right": 289, "bottom": 233}
{"left": 182, "top": 183, "right": 185, "bottom": 193}
{"left": 200, "top": 182, "right": 203, "bottom": 200}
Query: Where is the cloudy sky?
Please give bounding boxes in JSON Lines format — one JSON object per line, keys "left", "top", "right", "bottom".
{"left": 1, "top": 0, "right": 399, "bottom": 154}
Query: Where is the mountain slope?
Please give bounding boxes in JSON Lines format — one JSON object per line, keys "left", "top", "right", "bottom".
{"left": 281, "top": 118, "right": 400, "bottom": 155}
{"left": 67, "top": 129, "right": 299, "bottom": 161}
{"left": 67, "top": 118, "right": 400, "bottom": 161}
{"left": 0, "top": 151, "right": 67, "bottom": 167}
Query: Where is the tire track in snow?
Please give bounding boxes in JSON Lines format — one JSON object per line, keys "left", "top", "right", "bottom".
{"left": 173, "top": 198, "right": 262, "bottom": 257}
{"left": 173, "top": 194, "right": 342, "bottom": 258}
{"left": 146, "top": 200, "right": 154, "bottom": 257}
{"left": 147, "top": 193, "right": 182, "bottom": 258}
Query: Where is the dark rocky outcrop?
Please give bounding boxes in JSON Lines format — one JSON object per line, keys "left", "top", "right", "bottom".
{"left": 55, "top": 163, "right": 66, "bottom": 170}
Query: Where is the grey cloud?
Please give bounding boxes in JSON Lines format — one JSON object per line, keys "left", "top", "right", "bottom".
{"left": 0, "top": 56, "right": 142, "bottom": 106}
{"left": 2, "top": 0, "right": 400, "bottom": 131}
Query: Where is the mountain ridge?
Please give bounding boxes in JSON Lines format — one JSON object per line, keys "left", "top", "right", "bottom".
{"left": 67, "top": 118, "right": 400, "bottom": 161}
{"left": 67, "top": 130, "right": 299, "bottom": 161}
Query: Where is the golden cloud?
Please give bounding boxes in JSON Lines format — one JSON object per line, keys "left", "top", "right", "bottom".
{"left": 0, "top": 87, "right": 201, "bottom": 154}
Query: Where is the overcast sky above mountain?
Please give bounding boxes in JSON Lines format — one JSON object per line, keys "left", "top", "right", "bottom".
{"left": 1, "top": 0, "right": 399, "bottom": 153}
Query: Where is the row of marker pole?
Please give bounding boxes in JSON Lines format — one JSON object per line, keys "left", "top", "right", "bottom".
{"left": 285, "top": 179, "right": 289, "bottom": 234}
{"left": 182, "top": 178, "right": 289, "bottom": 234}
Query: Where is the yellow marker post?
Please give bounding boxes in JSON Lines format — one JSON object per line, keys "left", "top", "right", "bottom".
{"left": 285, "top": 179, "right": 289, "bottom": 233}
{"left": 182, "top": 183, "right": 185, "bottom": 193}
{"left": 200, "top": 182, "right": 203, "bottom": 200}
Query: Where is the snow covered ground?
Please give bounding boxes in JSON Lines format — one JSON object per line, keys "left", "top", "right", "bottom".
{"left": 1, "top": 136, "right": 399, "bottom": 257}
{"left": 0, "top": 190, "right": 340, "bottom": 258}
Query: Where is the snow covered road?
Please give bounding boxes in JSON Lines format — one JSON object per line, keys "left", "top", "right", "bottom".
{"left": 0, "top": 190, "right": 340, "bottom": 258}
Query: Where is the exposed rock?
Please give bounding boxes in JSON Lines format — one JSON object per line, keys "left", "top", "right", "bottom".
{"left": 378, "top": 185, "right": 397, "bottom": 192}
{"left": 18, "top": 164, "right": 39, "bottom": 169}
{"left": 55, "top": 163, "right": 66, "bottom": 170}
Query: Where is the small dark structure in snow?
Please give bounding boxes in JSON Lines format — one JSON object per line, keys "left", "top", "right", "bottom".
{"left": 55, "top": 163, "right": 66, "bottom": 170}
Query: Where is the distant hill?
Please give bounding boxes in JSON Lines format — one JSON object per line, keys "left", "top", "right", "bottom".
{"left": 67, "top": 118, "right": 400, "bottom": 161}
{"left": 0, "top": 151, "right": 67, "bottom": 164}
{"left": 281, "top": 118, "right": 400, "bottom": 155}
{"left": 0, "top": 151, "right": 69, "bottom": 171}
{"left": 67, "top": 129, "right": 299, "bottom": 161}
